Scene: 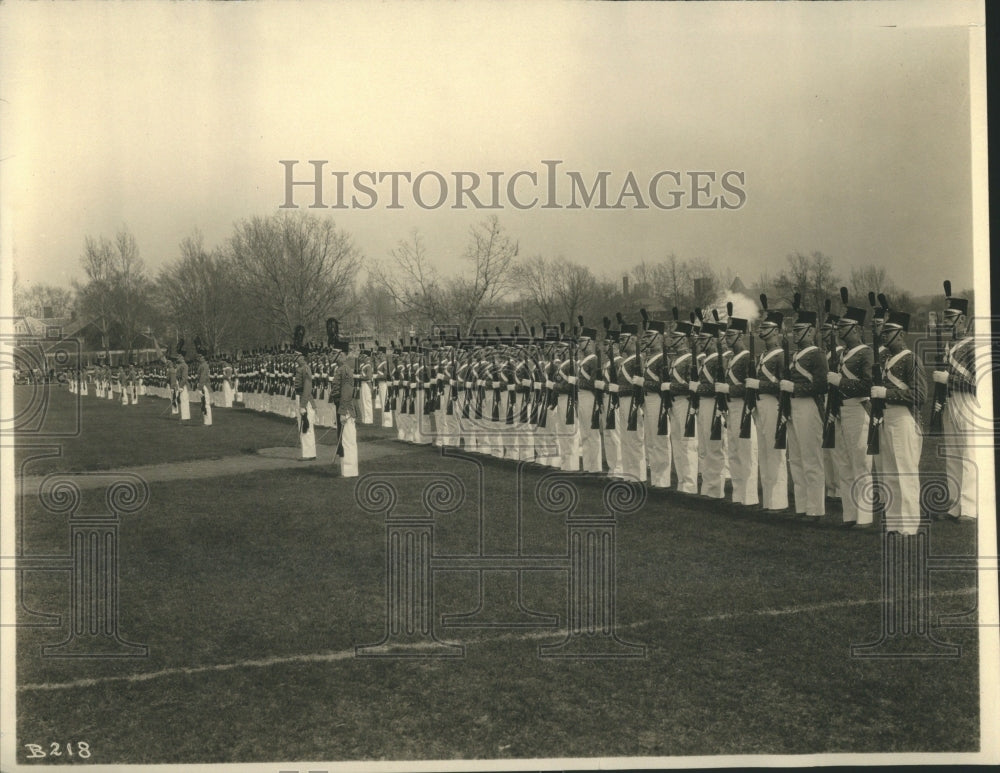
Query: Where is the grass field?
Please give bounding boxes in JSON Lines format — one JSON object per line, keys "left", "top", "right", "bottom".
{"left": 12, "top": 385, "right": 983, "bottom": 764}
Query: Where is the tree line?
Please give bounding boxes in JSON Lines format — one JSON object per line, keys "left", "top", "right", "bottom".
{"left": 13, "top": 212, "right": 971, "bottom": 360}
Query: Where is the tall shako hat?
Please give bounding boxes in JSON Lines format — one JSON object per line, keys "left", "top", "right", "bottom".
{"left": 822, "top": 298, "right": 839, "bottom": 327}
{"left": 838, "top": 287, "right": 866, "bottom": 325}
{"left": 724, "top": 302, "right": 746, "bottom": 333}
{"left": 868, "top": 291, "right": 886, "bottom": 320}
{"left": 884, "top": 310, "right": 910, "bottom": 332}
{"left": 792, "top": 293, "right": 816, "bottom": 326}
{"left": 943, "top": 279, "right": 969, "bottom": 317}
{"left": 759, "top": 294, "right": 783, "bottom": 328}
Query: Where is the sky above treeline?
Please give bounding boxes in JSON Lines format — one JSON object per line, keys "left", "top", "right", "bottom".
{"left": 1, "top": 1, "right": 984, "bottom": 297}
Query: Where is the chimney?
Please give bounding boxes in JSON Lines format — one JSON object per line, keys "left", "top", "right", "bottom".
{"left": 622, "top": 275, "right": 630, "bottom": 297}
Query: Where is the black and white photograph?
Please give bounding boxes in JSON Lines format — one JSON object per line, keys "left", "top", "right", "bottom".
{"left": 1, "top": 0, "right": 996, "bottom": 770}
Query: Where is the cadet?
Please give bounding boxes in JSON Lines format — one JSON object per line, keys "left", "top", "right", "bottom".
{"left": 780, "top": 308, "right": 827, "bottom": 520}
{"left": 828, "top": 303, "right": 874, "bottom": 528}
{"left": 876, "top": 310, "right": 924, "bottom": 534}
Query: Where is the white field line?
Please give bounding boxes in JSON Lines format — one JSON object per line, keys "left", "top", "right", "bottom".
{"left": 18, "top": 587, "right": 977, "bottom": 693}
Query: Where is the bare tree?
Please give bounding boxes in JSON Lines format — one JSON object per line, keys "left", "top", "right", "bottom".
{"left": 74, "top": 227, "right": 153, "bottom": 361}
{"left": 158, "top": 231, "right": 245, "bottom": 353}
{"left": 372, "top": 217, "right": 520, "bottom": 334}
{"left": 368, "top": 229, "right": 447, "bottom": 333}
{"left": 849, "top": 265, "right": 893, "bottom": 304}
{"left": 227, "top": 211, "right": 360, "bottom": 343}
{"left": 553, "top": 258, "right": 600, "bottom": 325}
{"left": 514, "top": 255, "right": 561, "bottom": 323}
{"left": 451, "top": 215, "right": 520, "bottom": 323}
{"left": 14, "top": 282, "right": 74, "bottom": 319}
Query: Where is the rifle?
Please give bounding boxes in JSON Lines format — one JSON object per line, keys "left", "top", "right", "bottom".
{"left": 565, "top": 316, "right": 583, "bottom": 426}
{"left": 591, "top": 317, "right": 609, "bottom": 430}
{"left": 774, "top": 293, "right": 798, "bottom": 450}
{"left": 822, "top": 291, "right": 847, "bottom": 448}
{"left": 658, "top": 309, "right": 676, "bottom": 436}
{"left": 626, "top": 310, "right": 646, "bottom": 431}
{"left": 928, "top": 280, "right": 950, "bottom": 435}
{"left": 606, "top": 319, "right": 619, "bottom": 431}
{"left": 504, "top": 328, "right": 516, "bottom": 425}
{"left": 684, "top": 311, "right": 700, "bottom": 437}
{"left": 709, "top": 308, "right": 727, "bottom": 441}
{"left": 866, "top": 292, "right": 886, "bottom": 455}
{"left": 739, "top": 315, "right": 757, "bottom": 439}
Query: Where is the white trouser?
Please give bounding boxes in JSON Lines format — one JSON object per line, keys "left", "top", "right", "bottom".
{"left": 413, "top": 391, "right": 432, "bottom": 444}
{"left": 619, "top": 393, "right": 646, "bottom": 483}
{"left": 554, "top": 394, "right": 580, "bottom": 471}
{"left": 727, "top": 397, "right": 759, "bottom": 505}
{"left": 576, "top": 390, "right": 604, "bottom": 473}
{"left": 943, "top": 391, "right": 979, "bottom": 518}
{"left": 786, "top": 396, "right": 825, "bottom": 515}
{"left": 754, "top": 395, "right": 788, "bottom": 510}
{"left": 643, "top": 393, "right": 672, "bottom": 487}
{"left": 338, "top": 416, "right": 358, "bottom": 477}
{"left": 201, "top": 386, "right": 213, "bottom": 425}
{"left": 880, "top": 404, "right": 922, "bottom": 534}
{"left": 380, "top": 383, "right": 393, "bottom": 427}
{"left": 361, "top": 383, "right": 374, "bottom": 424}
{"left": 670, "top": 400, "right": 699, "bottom": 494}
{"left": 698, "top": 400, "right": 725, "bottom": 498}
{"left": 299, "top": 403, "right": 316, "bottom": 459}
{"left": 603, "top": 397, "right": 623, "bottom": 476}
{"left": 824, "top": 447, "right": 838, "bottom": 497}
{"left": 831, "top": 400, "right": 873, "bottom": 525}
{"left": 179, "top": 387, "right": 191, "bottom": 420}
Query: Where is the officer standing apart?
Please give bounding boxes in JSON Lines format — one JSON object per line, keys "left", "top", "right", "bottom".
{"left": 196, "top": 350, "right": 213, "bottom": 426}
{"left": 335, "top": 340, "right": 360, "bottom": 477}
{"left": 294, "top": 333, "right": 317, "bottom": 461}
{"left": 176, "top": 345, "right": 191, "bottom": 422}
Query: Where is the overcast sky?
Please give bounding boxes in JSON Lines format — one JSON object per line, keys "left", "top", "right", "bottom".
{"left": 1, "top": 1, "right": 984, "bottom": 298}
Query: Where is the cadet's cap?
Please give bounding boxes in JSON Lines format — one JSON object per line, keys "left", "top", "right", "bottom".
{"left": 794, "top": 310, "right": 817, "bottom": 326}
{"left": 884, "top": 310, "right": 911, "bottom": 332}
{"left": 839, "top": 307, "right": 867, "bottom": 325}
{"left": 945, "top": 297, "right": 969, "bottom": 316}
